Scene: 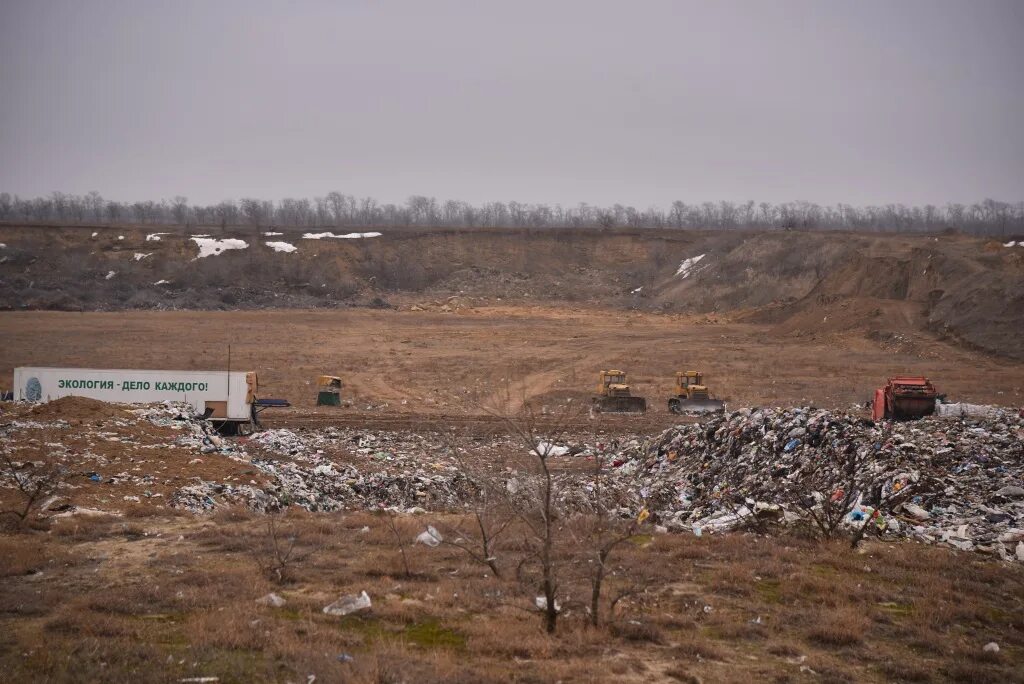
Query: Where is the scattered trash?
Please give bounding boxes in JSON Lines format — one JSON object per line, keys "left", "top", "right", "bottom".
{"left": 535, "top": 596, "right": 561, "bottom": 612}
{"left": 983, "top": 641, "right": 1000, "bottom": 653}
{"left": 532, "top": 441, "right": 570, "bottom": 457}
{"left": 415, "top": 526, "right": 443, "bottom": 547}
{"left": 255, "top": 593, "right": 286, "bottom": 607}
{"left": 323, "top": 591, "right": 372, "bottom": 616}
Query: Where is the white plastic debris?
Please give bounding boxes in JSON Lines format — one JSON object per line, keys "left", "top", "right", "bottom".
{"left": 535, "top": 596, "right": 561, "bottom": 612}
{"left": 415, "top": 526, "right": 443, "bottom": 547}
{"left": 532, "top": 441, "right": 570, "bottom": 457}
{"left": 256, "top": 592, "right": 286, "bottom": 607}
{"left": 936, "top": 403, "right": 1006, "bottom": 419}
{"left": 983, "top": 641, "right": 1000, "bottom": 653}
{"left": 323, "top": 591, "right": 372, "bottom": 616}
{"left": 902, "top": 503, "right": 931, "bottom": 520}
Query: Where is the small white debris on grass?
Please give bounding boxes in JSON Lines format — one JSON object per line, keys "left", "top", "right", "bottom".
{"left": 535, "top": 596, "right": 561, "bottom": 612}
{"left": 415, "top": 526, "right": 443, "bottom": 547}
{"left": 190, "top": 237, "right": 248, "bottom": 258}
{"left": 302, "top": 231, "right": 382, "bottom": 240}
{"left": 675, "top": 254, "right": 705, "bottom": 278}
{"left": 133, "top": 252, "right": 152, "bottom": 261}
{"left": 255, "top": 592, "right": 286, "bottom": 607}
{"left": 265, "top": 241, "right": 297, "bottom": 253}
{"left": 631, "top": 286, "right": 643, "bottom": 293}
{"left": 323, "top": 591, "right": 372, "bottom": 616}
{"left": 532, "top": 441, "right": 570, "bottom": 457}
{"left": 146, "top": 233, "right": 169, "bottom": 241}
{"left": 105, "top": 271, "right": 116, "bottom": 280}
{"left": 263, "top": 231, "right": 283, "bottom": 236}
{"left": 154, "top": 280, "right": 170, "bottom": 285}
{"left": 0, "top": 243, "right": 6, "bottom": 249}
{"left": 91, "top": 232, "right": 98, "bottom": 238}
{"left": 117, "top": 235, "right": 124, "bottom": 240}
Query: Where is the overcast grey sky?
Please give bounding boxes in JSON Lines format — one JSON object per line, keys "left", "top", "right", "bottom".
{"left": 1, "top": 0, "right": 1021, "bottom": 208}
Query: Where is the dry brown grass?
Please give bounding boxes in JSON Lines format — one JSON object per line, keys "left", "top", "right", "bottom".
{"left": 1, "top": 512, "right": 1022, "bottom": 683}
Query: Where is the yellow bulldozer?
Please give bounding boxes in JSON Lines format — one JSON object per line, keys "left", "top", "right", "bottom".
{"left": 668, "top": 371, "right": 725, "bottom": 414}
{"left": 592, "top": 370, "right": 647, "bottom": 414}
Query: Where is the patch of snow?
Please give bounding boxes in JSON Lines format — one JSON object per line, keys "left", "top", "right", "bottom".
{"left": 302, "top": 231, "right": 382, "bottom": 240}
{"left": 105, "top": 271, "right": 116, "bottom": 280}
{"left": 117, "top": 235, "right": 124, "bottom": 241}
{"left": 133, "top": 252, "right": 152, "bottom": 261}
{"left": 190, "top": 237, "right": 248, "bottom": 258}
{"left": 265, "top": 241, "right": 297, "bottom": 253}
{"left": 91, "top": 232, "right": 98, "bottom": 238}
{"left": 263, "top": 231, "right": 283, "bottom": 236}
{"left": 631, "top": 286, "right": 643, "bottom": 294}
{"left": 191, "top": 234, "right": 211, "bottom": 238}
{"left": 154, "top": 280, "right": 170, "bottom": 285}
{"left": 1005, "top": 240, "right": 1018, "bottom": 247}
{"left": 675, "top": 253, "right": 706, "bottom": 278}
{"left": 146, "top": 232, "right": 169, "bottom": 241}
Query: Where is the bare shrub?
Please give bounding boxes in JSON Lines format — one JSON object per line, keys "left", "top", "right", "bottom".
{"left": 381, "top": 509, "right": 414, "bottom": 578}
{"left": 0, "top": 453, "right": 68, "bottom": 529}
{"left": 250, "top": 514, "right": 322, "bottom": 584}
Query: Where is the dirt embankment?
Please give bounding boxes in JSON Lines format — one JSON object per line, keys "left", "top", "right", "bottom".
{"left": 1, "top": 224, "right": 1021, "bottom": 358}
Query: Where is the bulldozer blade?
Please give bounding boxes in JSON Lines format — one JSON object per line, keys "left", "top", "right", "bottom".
{"left": 668, "top": 398, "right": 726, "bottom": 415}
{"left": 593, "top": 396, "right": 647, "bottom": 414}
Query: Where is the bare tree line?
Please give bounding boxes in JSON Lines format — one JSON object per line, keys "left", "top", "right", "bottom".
{"left": 1, "top": 191, "right": 1022, "bottom": 235}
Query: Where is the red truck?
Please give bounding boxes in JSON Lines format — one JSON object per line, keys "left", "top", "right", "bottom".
{"left": 872, "top": 376, "right": 938, "bottom": 421}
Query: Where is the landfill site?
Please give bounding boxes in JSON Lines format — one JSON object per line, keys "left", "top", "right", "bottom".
{"left": 2, "top": 227, "right": 1024, "bottom": 684}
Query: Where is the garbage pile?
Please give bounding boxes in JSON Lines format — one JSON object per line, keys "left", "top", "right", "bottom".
{"left": 131, "top": 402, "right": 240, "bottom": 456}
{"left": 614, "top": 407, "right": 1024, "bottom": 560}
{"left": 243, "top": 428, "right": 481, "bottom": 511}
{"left": 12, "top": 394, "right": 1022, "bottom": 561}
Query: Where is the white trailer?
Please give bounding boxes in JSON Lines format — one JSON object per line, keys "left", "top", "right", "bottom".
{"left": 13, "top": 367, "right": 259, "bottom": 431}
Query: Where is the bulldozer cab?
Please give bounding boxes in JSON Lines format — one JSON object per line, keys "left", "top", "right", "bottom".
{"left": 675, "top": 371, "right": 703, "bottom": 393}
{"left": 598, "top": 370, "right": 628, "bottom": 396}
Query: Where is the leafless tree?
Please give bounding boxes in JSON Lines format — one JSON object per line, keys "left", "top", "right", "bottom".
{"left": 578, "top": 449, "right": 646, "bottom": 627}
